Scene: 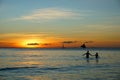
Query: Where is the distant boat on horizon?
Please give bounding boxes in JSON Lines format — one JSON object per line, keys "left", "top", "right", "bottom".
{"left": 81, "top": 43, "right": 86, "bottom": 48}
{"left": 62, "top": 43, "right": 65, "bottom": 49}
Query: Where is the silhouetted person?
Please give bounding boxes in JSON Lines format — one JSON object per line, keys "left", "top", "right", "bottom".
{"left": 83, "top": 50, "right": 92, "bottom": 58}
{"left": 95, "top": 52, "right": 99, "bottom": 59}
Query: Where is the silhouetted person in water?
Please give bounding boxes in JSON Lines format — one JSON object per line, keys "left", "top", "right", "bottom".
{"left": 94, "top": 52, "right": 99, "bottom": 63}
{"left": 95, "top": 52, "right": 99, "bottom": 59}
{"left": 83, "top": 50, "right": 92, "bottom": 58}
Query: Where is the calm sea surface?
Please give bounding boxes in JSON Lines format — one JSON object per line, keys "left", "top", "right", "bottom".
{"left": 0, "top": 48, "right": 120, "bottom": 80}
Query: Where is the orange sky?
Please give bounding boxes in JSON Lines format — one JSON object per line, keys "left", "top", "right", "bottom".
{"left": 0, "top": 33, "right": 119, "bottom": 48}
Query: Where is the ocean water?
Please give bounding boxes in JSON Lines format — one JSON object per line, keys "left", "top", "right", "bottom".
{"left": 0, "top": 48, "right": 120, "bottom": 80}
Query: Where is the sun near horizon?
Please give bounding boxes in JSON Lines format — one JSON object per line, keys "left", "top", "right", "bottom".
{"left": 20, "top": 39, "right": 41, "bottom": 48}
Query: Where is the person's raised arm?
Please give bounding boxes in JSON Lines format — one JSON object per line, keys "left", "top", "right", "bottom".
{"left": 89, "top": 53, "right": 93, "bottom": 56}
{"left": 82, "top": 53, "right": 86, "bottom": 56}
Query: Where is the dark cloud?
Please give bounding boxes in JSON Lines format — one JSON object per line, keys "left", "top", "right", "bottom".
{"left": 84, "top": 41, "right": 94, "bottom": 43}
{"left": 27, "top": 43, "right": 39, "bottom": 45}
{"left": 62, "top": 41, "right": 77, "bottom": 44}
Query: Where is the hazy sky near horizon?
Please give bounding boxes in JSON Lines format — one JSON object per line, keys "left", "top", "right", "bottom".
{"left": 0, "top": 0, "right": 120, "bottom": 47}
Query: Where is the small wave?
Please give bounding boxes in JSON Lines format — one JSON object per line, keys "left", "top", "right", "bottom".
{"left": 0, "top": 67, "right": 37, "bottom": 71}
{"left": 42, "top": 67, "right": 60, "bottom": 70}
{"left": 41, "top": 65, "right": 84, "bottom": 72}
{"left": 0, "top": 65, "right": 85, "bottom": 72}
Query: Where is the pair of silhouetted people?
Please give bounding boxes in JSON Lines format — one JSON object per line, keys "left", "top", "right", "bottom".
{"left": 83, "top": 50, "right": 99, "bottom": 59}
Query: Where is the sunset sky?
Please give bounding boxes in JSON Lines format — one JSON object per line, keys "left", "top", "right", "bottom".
{"left": 0, "top": 0, "right": 120, "bottom": 48}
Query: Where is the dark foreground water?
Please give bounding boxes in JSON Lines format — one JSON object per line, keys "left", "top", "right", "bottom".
{"left": 0, "top": 48, "right": 120, "bottom": 80}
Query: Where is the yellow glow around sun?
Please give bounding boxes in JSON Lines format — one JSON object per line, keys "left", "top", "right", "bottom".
{"left": 21, "top": 39, "right": 41, "bottom": 48}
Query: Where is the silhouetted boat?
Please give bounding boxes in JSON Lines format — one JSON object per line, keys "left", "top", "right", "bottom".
{"left": 81, "top": 43, "right": 86, "bottom": 48}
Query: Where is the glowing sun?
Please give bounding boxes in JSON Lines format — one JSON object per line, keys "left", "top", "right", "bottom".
{"left": 21, "top": 39, "right": 40, "bottom": 48}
